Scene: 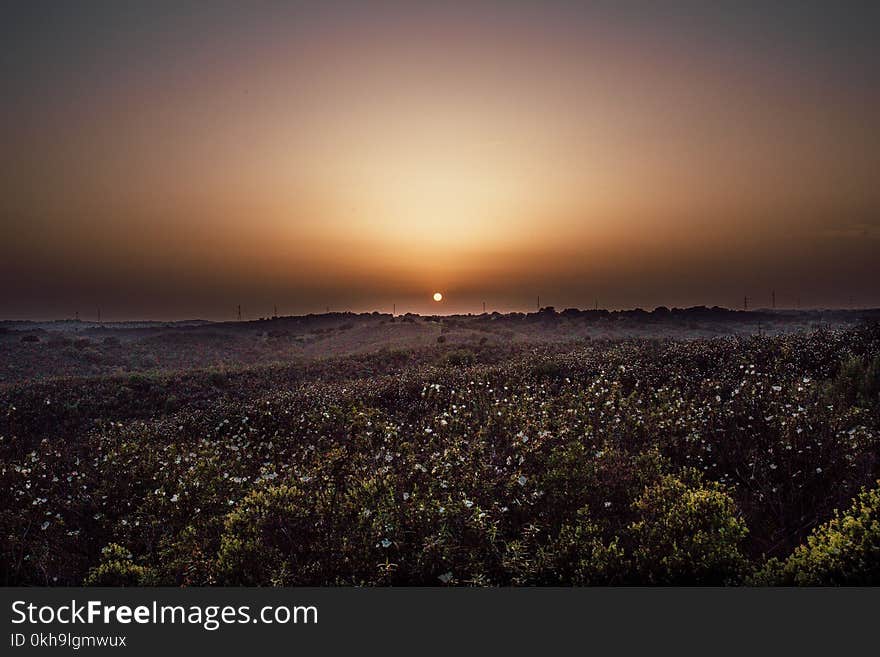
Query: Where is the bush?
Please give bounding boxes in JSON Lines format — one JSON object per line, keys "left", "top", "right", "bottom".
{"left": 127, "top": 373, "right": 153, "bottom": 390}
{"left": 216, "top": 482, "right": 362, "bottom": 585}
{"left": 84, "top": 544, "right": 157, "bottom": 586}
{"left": 503, "top": 509, "right": 627, "bottom": 585}
{"left": 628, "top": 473, "right": 749, "bottom": 585}
{"left": 442, "top": 348, "right": 476, "bottom": 367}
{"left": 753, "top": 481, "right": 880, "bottom": 585}
{"left": 829, "top": 356, "right": 880, "bottom": 410}
{"left": 530, "top": 358, "right": 567, "bottom": 380}
{"left": 4, "top": 324, "right": 880, "bottom": 586}
{"left": 154, "top": 525, "right": 217, "bottom": 586}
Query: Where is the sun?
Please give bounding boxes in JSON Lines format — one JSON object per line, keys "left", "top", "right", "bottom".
{"left": 433, "top": 292, "right": 443, "bottom": 302}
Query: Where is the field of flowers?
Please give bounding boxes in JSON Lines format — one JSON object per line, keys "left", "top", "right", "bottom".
{"left": 2, "top": 324, "right": 879, "bottom": 585}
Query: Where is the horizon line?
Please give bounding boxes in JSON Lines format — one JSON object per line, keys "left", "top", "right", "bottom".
{"left": 3, "top": 305, "right": 879, "bottom": 326}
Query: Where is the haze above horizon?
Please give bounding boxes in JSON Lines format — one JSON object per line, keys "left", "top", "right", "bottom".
{"left": 2, "top": 1, "right": 878, "bottom": 321}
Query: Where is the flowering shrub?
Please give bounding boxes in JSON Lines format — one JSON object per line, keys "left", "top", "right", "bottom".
{"left": 217, "top": 481, "right": 364, "bottom": 585}
{"left": 84, "top": 544, "right": 157, "bottom": 586}
{"left": 502, "top": 509, "right": 627, "bottom": 585}
{"left": 753, "top": 481, "right": 880, "bottom": 585}
{"left": 628, "top": 473, "right": 749, "bottom": 584}
{"left": 2, "top": 323, "right": 879, "bottom": 585}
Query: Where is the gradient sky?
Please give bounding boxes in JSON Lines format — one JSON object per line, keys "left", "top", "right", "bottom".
{"left": 2, "top": 1, "right": 879, "bottom": 319}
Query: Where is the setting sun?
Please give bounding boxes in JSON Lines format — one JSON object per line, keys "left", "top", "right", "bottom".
{"left": 433, "top": 292, "right": 443, "bottom": 302}
{"left": 3, "top": 3, "right": 878, "bottom": 319}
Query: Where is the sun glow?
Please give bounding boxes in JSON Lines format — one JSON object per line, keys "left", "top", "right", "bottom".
{"left": 433, "top": 292, "right": 443, "bottom": 302}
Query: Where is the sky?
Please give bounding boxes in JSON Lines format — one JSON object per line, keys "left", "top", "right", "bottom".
{"left": 2, "top": 1, "right": 879, "bottom": 320}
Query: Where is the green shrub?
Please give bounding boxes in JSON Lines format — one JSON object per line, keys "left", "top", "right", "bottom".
{"left": 442, "top": 348, "right": 476, "bottom": 367}
{"left": 84, "top": 544, "right": 157, "bottom": 586}
{"left": 753, "top": 481, "right": 880, "bottom": 586}
{"left": 216, "top": 482, "right": 361, "bottom": 585}
{"left": 503, "top": 510, "right": 627, "bottom": 585}
{"left": 827, "top": 356, "right": 880, "bottom": 409}
{"left": 126, "top": 373, "right": 153, "bottom": 390}
{"left": 628, "top": 473, "right": 749, "bottom": 585}
{"left": 530, "top": 359, "right": 566, "bottom": 379}
{"left": 403, "top": 497, "right": 503, "bottom": 586}
{"left": 549, "top": 513, "right": 627, "bottom": 585}
{"left": 156, "top": 525, "right": 217, "bottom": 586}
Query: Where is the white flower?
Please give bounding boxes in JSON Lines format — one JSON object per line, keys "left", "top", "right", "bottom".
{"left": 517, "top": 475, "right": 527, "bottom": 486}
{"left": 438, "top": 572, "right": 453, "bottom": 584}
{"left": 41, "top": 521, "right": 50, "bottom": 530}
{"left": 604, "top": 501, "right": 612, "bottom": 508}
{"left": 380, "top": 538, "right": 392, "bottom": 548}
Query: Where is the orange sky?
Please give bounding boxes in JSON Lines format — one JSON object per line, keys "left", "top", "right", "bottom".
{"left": 2, "top": 2, "right": 879, "bottom": 319}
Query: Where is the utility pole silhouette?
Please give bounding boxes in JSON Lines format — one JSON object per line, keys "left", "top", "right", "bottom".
{"left": 594, "top": 299, "right": 598, "bottom": 311}
{"left": 482, "top": 301, "right": 486, "bottom": 314}
{"left": 237, "top": 305, "right": 242, "bottom": 321}
{"left": 743, "top": 296, "right": 748, "bottom": 312}
{"left": 771, "top": 290, "right": 776, "bottom": 310}
{"left": 75, "top": 311, "right": 79, "bottom": 321}
{"left": 97, "top": 308, "right": 101, "bottom": 324}
{"left": 392, "top": 303, "right": 396, "bottom": 316}
{"left": 273, "top": 305, "right": 278, "bottom": 318}
{"left": 537, "top": 296, "right": 540, "bottom": 311}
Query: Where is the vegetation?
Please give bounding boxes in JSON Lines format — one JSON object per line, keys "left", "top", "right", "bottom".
{"left": 1, "top": 322, "right": 879, "bottom": 585}
{"left": 753, "top": 482, "right": 880, "bottom": 585}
